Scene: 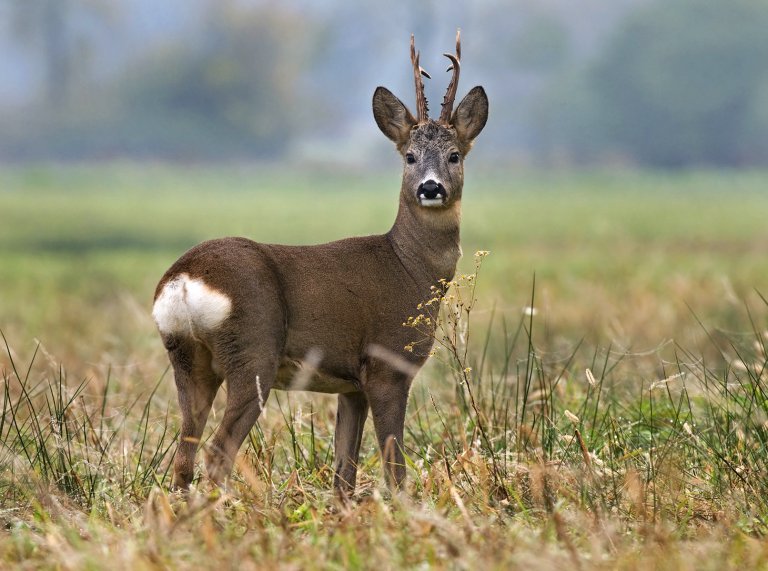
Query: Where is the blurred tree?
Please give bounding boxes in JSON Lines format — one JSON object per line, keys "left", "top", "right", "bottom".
{"left": 115, "top": 1, "right": 310, "bottom": 158}
{"left": 508, "top": 12, "right": 569, "bottom": 73}
{"left": 529, "top": 68, "right": 609, "bottom": 166}
{"left": 589, "top": 0, "right": 768, "bottom": 166}
{"left": 7, "top": 0, "right": 116, "bottom": 108}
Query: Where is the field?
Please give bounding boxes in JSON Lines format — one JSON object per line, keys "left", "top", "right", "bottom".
{"left": 1, "top": 164, "right": 768, "bottom": 569}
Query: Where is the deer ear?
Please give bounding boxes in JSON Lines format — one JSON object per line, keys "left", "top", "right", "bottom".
{"left": 373, "top": 87, "right": 417, "bottom": 151}
{"left": 451, "top": 86, "right": 488, "bottom": 151}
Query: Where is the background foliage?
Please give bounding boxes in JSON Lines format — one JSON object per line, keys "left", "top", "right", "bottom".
{"left": 2, "top": 0, "right": 768, "bottom": 166}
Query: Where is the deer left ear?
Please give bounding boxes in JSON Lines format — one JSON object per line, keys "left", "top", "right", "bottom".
{"left": 451, "top": 86, "right": 489, "bottom": 151}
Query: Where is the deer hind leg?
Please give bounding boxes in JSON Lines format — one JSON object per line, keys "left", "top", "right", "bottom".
{"left": 333, "top": 391, "right": 369, "bottom": 497}
{"left": 364, "top": 365, "right": 412, "bottom": 490}
{"left": 206, "top": 349, "right": 278, "bottom": 485}
{"left": 168, "top": 337, "right": 223, "bottom": 490}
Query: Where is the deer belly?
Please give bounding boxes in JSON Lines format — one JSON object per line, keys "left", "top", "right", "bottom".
{"left": 274, "top": 359, "right": 360, "bottom": 394}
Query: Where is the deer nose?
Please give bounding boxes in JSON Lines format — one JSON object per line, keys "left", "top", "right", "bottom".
{"left": 417, "top": 180, "right": 445, "bottom": 200}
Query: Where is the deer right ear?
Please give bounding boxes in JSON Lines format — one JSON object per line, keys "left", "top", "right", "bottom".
{"left": 373, "top": 87, "right": 417, "bottom": 151}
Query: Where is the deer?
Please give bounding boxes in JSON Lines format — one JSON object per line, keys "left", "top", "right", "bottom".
{"left": 152, "top": 32, "right": 488, "bottom": 496}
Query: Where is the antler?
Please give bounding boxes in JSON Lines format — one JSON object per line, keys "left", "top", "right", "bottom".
{"left": 439, "top": 29, "right": 461, "bottom": 125}
{"left": 410, "top": 34, "right": 431, "bottom": 123}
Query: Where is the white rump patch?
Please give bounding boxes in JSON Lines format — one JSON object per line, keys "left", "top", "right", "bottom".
{"left": 153, "top": 274, "right": 233, "bottom": 336}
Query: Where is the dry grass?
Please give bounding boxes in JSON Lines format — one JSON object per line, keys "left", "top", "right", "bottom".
{"left": 2, "top": 165, "right": 768, "bottom": 569}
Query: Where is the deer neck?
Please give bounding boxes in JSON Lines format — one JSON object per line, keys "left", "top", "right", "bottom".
{"left": 387, "top": 194, "right": 462, "bottom": 287}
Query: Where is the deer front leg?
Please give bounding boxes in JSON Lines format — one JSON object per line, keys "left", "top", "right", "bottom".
{"left": 364, "top": 366, "right": 412, "bottom": 490}
{"left": 206, "top": 359, "right": 275, "bottom": 485}
{"left": 333, "top": 391, "right": 369, "bottom": 497}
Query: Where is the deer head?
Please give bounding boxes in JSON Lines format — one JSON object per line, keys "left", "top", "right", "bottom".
{"left": 372, "top": 32, "right": 488, "bottom": 213}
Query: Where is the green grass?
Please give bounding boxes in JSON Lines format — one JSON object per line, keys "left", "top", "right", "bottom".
{"left": 1, "top": 164, "right": 768, "bottom": 569}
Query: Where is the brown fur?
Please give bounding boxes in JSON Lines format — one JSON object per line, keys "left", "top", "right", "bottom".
{"left": 154, "top": 60, "right": 488, "bottom": 496}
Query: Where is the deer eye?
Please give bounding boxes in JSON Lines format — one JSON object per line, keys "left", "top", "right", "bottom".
{"left": 449, "top": 152, "right": 460, "bottom": 164}
{"left": 406, "top": 153, "right": 416, "bottom": 164}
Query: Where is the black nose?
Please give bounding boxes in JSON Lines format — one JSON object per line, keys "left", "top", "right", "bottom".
{"left": 418, "top": 180, "right": 445, "bottom": 200}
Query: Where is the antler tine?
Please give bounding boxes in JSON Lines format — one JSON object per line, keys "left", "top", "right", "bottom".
{"left": 455, "top": 28, "right": 461, "bottom": 61}
{"left": 439, "top": 29, "right": 461, "bottom": 125}
{"left": 411, "top": 34, "right": 430, "bottom": 123}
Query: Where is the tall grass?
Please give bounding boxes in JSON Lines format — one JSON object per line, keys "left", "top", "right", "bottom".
{"left": 0, "top": 332, "right": 176, "bottom": 514}
{"left": 3, "top": 166, "right": 768, "bottom": 568}
{"left": 405, "top": 257, "right": 768, "bottom": 533}
{"left": 5, "top": 270, "right": 767, "bottom": 568}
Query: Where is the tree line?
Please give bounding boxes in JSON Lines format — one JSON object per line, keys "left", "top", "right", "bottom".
{"left": 2, "top": 0, "right": 767, "bottom": 167}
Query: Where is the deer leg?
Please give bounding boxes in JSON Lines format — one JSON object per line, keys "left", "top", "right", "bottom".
{"left": 365, "top": 368, "right": 412, "bottom": 490}
{"left": 333, "top": 391, "right": 369, "bottom": 497}
{"left": 206, "top": 357, "right": 276, "bottom": 485}
{"left": 169, "top": 339, "right": 223, "bottom": 490}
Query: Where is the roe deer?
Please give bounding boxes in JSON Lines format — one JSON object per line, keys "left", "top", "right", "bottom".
{"left": 152, "top": 32, "right": 488, "bottom": 495}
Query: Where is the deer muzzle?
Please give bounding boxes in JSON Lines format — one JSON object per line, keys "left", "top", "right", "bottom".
{"left": 417, "top": 179, "right": 447, "bottom": 207}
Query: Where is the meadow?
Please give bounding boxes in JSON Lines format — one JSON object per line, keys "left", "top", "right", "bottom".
{"left": 1, "top": 163, "right": 768, "bottom": 569}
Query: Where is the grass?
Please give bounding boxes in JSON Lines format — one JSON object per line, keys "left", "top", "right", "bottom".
{"left": 1, "top": 163, "right": 768, "bottom": 569}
